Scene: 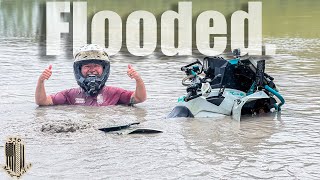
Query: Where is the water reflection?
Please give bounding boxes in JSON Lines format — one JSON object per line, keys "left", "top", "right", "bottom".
{"left": 182, "top": 113, "right": 282, "bottom": 154}
{"left": 1, "top": 0, "right": 320, "bottom": 38}
{"left": 0, "top": 0, "right": 44, "bottom": 37}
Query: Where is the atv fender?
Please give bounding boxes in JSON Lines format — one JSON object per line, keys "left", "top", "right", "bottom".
{"left": 232, "top": 91, "right": 269, "bottom": 121}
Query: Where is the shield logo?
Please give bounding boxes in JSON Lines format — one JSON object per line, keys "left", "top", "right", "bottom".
{"left": 3, "top": 137, "right": 32, "bottom": 178}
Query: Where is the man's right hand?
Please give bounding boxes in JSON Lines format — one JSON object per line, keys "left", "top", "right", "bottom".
{"left": 35, "top": 65, "right": 53, "bottom": 106}
{"left": 39, "top": 65, "right": 52, "bottom": 82}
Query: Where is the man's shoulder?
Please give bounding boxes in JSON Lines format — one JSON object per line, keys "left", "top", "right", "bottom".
{"left": 101, "top": 86, "right": 134, "bottom": 104}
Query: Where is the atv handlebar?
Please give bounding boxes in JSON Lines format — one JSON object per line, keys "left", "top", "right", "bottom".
{"left": 181, "top": 59, "right": 202, "bottom": 71}
{"left": 181, "top": 59, "right": 203, "bottom": 76}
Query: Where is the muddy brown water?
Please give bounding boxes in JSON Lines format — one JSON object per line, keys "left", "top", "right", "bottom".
{"left": 0, "top": 0, "right": 320, "bottom": 179}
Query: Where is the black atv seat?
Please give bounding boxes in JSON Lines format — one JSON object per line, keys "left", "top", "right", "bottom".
{"left": 204, "top": 57, "right": 255, "bottom": 92}
{"left": 203, "top": 56, "right": 228, "bottom": 79}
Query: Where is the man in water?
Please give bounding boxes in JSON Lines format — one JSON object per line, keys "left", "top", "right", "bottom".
{"left": 35, "top": 44, "right": 146, "bottom": 106}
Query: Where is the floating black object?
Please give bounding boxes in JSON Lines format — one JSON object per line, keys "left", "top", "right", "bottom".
{"left": 128, "top": 129, "right": 163, "bottom": 134}
{"left": 98, "top": 122, "right": 140, "bottom": 132}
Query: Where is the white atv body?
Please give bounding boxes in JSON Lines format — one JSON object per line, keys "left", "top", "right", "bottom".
{"left": 167, "top": 50, "right": 284, "bottom": 121}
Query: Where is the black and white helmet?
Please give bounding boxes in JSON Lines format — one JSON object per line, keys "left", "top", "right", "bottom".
{"left": 73, "top": 44, "right": 110, "bottom": 96}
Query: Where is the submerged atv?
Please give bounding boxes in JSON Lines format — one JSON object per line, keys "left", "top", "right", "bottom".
{"left": 167, "top": 49, "right": 285, "bottom": 121}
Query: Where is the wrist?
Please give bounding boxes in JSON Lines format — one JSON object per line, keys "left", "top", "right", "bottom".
{"left": 38, "top": 78, "right": 44, "bottom": 84}
{"left": 135, "top": 77, "right": 143, "bottom": 83}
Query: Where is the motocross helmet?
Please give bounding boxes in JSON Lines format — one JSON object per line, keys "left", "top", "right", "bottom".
{"left": 73, "top": 44, "right": 110, "bottom": 96}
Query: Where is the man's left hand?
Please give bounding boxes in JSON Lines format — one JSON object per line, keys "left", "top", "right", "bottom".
{"left": 127, "top": 64, "right": 142, "bottom": 81}
{"left": 127, "top": 64, "right": 147, "bottom": 104}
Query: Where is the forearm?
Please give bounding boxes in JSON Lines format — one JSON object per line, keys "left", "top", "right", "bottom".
{"left": 35, "top": 79, "right": 52, "bottom": 106}
{"left": 133, "top": 78, "right": 147, "bottom": 103}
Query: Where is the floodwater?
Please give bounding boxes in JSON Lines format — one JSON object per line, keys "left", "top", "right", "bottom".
{"left": 1, "top": 0, "right": 320, "bottom": 179}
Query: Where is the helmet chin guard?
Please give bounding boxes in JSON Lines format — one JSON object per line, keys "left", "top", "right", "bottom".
{"left": 73, "top": 44, "right": 110, "bottom": 96}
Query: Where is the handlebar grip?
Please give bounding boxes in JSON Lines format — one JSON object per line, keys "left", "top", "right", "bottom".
{"left": 181, "top": 59, "right": 202, "bottom": 70}
{"left": 181, "top": 67, "right": 187, "bottom": 71}
{"left": 264, "top": 72, "right": 274, "bottom": 80}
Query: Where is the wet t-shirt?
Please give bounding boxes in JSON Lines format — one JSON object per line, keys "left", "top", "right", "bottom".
{"left": 50, "top": 86, "right": 134, "bottom": 106}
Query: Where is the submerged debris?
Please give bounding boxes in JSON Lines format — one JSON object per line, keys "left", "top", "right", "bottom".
{"left": 41, "top": 123, "right": 90, "bottom": 133}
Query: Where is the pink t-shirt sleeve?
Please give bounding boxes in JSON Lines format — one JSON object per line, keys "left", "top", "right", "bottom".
{"left": 50, "top": 89, "right": 71, "bottom": 105}
{"left": 115, "top": 88, "right": 134, "bottom": 105}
